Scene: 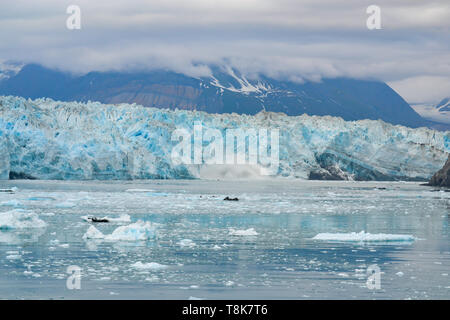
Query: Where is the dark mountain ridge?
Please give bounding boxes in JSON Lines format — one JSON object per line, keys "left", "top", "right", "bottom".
{"left": 0, "top": 63, "right": 433, "bottom": 129}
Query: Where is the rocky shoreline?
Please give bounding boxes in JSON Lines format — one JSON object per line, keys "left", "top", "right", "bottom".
{"left": 428, "top": 155, "right": 450, "bottom": 187}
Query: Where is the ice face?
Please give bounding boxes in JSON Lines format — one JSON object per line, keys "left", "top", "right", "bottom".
{"left": 0, "top": 95, "right": 448, "bottom": 180}
{"left": 0, "top": 135, "right": 9, "bottom": 180}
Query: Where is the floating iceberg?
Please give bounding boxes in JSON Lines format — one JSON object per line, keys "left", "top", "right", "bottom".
{"left": 1, "top": 199, "right": 23, "bottom": 207}
{"left": 82, "top": 225, "right": 105, "bottom": 240}
{"left": 83, "top": 220, "right": 157, "bottom": 241}
{"left": 312, "top": 231, "right": 416, "bottom": 242}
{"left": 0, "top": 96, "right": 448, "bottom": 180}
{"left": 131, "top": 261, "right": 168, "bottom": 270}
{"left": 0, "top": 209, "right": 47, "bottom": 230}
{"left": 104, "top": 214, "right": 131, "bottom": 223}
{"left": 229, "top": 228, "right": 258, "bottom": 236}
{"left": 6, "top": 254, "right": 22, "bottom": 260}
{"left": 177, "top": 239, "right": 196, "bottom": 247}
{"left": 105, "top": 221, "right": 156, "bottom": 241}
{"left": 55, "top": 201, "right": 76, "bottom": 208}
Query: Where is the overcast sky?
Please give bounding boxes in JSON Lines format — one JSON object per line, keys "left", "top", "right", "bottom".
{"left": 0, "top": 0, "right": 449, "bottom": 103}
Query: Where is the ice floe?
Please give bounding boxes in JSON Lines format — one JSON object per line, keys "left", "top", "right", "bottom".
{"left": 6, "top": 254, "right": 22, "bottom": 260}
{"left": 131, "top": 262, "right": 168, "bottom": 270}
{"left": 1, "top": 200, "right": 23, "bottom": 207}
{"left": 0, "top": 209, "right": 47, "bottom": 230}
{"left": 55, "top": 201, "right": 76, "bottom": 208}
{"left": 107, "top": 214, "right": 131, "bottom": 223}
{"left": 312, "top": 231, "right": 416, "bottom": 242}
{"left": 229, "top": 228, "right": 258, "bottom": 236}
{"left": 83, "top": 220, "right": 157, "bottom": 241}
{"left": 41, "top": 212, "right": 55, "bottom": 216}
{"left": 104, "top": 221, "right": 156, "bottom": 241}
{"left": 82, "top": 225, "right": 105, "bottom": 239}
{"left": 177, "top": 239, "right": 196, "bottom": 247}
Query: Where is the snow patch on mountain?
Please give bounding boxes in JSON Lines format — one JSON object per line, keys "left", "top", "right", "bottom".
{"left": 209, "top": 67, "right": 272, "bottom": 95}
{"left": 436, "top": 98, "right": 450, "bottom": 112}
{"left": 0, "top": 62, "right": 24, "bottom": 81}
{"left": 411, "top": 98, "right": 450, "bottom": 125}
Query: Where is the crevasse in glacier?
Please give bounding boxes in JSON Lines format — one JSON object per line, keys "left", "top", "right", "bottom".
{"left": 0, "top": 95, "right": 448, "bottom": 180}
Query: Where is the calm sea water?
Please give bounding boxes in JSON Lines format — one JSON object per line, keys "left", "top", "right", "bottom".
{"left": 0, "top": 180, "right": 449, "bottom": 299}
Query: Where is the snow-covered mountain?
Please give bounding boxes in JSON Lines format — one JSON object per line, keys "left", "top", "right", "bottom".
{"left": 435, "top": 97, "right": 450, "bottom": 112}
{"left": 0, "top": 96, "right": 447, "bottom": 181}
{"left": 0, "top": 61, "right": 23, "bottom": 81}
{"left": 411, "top": 97, "right": 450, "bottom": 126}
{"left": 0, "top": 64, "right": 430, "bottom": 129}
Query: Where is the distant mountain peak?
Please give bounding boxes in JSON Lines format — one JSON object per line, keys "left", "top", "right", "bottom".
{"left": 0, "top": 63, "right": 432, "bottom": 129}
{"left": 435, "top": 97, "right": 450, "bottom": 112}
{"left": 0, "top": 61, "right": 24, "bottom": 81}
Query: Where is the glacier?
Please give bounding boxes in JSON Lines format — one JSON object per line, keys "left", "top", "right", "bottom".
{"left": 0, "top": 95, "right": 448, "bottom": 181}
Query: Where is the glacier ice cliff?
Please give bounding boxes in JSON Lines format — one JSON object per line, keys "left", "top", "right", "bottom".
{"left": 0, "top": 95, "right": 448, "bottom": 181}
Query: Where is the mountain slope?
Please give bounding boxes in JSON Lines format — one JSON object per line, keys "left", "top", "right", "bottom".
{"left": 0, "top": 64, "right": 429, "bottom": 128}
{"left": 436, "top": 97, "right": 450, "bottom": 112}
{"left": 411, "top": 97, "right": 450, "bottom": 128}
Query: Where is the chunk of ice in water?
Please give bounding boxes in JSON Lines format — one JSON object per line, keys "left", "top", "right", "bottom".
{"left": 177, "top": 239, "right": 196, "bottom": 247}
{"left": 131, "top": 262, "right": 168, "bottom": 270}
{"left": 312, "top": 231, "right": 415, "bottom": 242}
{"left": 82, "top": 226, "right": 104, "bottom": 240}
{"left": 229, "top": 228, "right": 258, "bottom": 236}
{"left": 0, "top": 209, "right": 47, "bottom": 230}
{"left": 83, "top": 221, "right": 156, "bottom": 241}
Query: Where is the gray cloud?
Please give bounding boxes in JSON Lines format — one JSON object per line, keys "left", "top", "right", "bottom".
{"left": 0, "top": 0, "right": 449, "bottom": 102}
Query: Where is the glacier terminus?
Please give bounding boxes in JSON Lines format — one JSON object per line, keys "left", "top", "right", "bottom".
{"left": 0, "top": 95, "right": 448, "bottom": 181}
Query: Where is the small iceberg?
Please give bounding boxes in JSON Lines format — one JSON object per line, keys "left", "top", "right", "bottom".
{"left": 1, "top": 200, "right": 23, "bottom": 208}
{"left": 55, "top": 201, "right": 76, "bottom": 208}
{"left": 131, "top": 262, "right": 168, "bottom": 270}
{"left": 27, "top": 197, "right": 56, "bottom": 201}
{"left": 107, "top": 214, "right": 131, "bottom": 223}
{"left": 82, "top": 226, "right": 105, "bottom": 240}
{"left": 6, "top": 254, "right": 22, "bottom": 260}
{"left": 177, "top": 239, "right": 196, "bottom": 247}
{"left": 312, "top": 231, "right": 416, "bottom": 242}
{"left": 229, "top": 228, "right": 258, "bottom": 236}
{"left": 83, "top": 220, "right": 157, "bottom": 241}
{"left": 0, "top": 209, "right": 47, "bottom": 230}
